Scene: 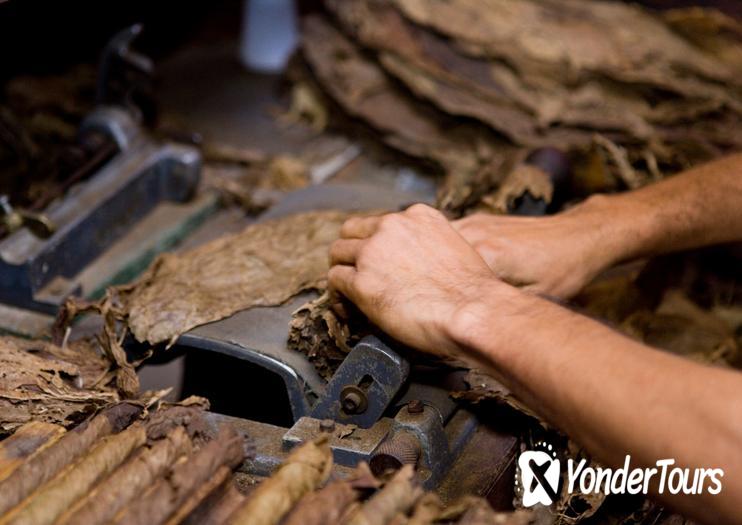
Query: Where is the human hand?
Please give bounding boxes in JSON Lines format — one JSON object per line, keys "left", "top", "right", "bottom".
{"left": 453, "top": 198, "right": 620, "bottom": 299}
{"left": 328, "top": 204, "right": 505, "bottom": 358}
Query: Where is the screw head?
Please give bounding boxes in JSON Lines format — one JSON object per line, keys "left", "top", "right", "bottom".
{"left": 319, "top": 419, "right": 336, "bottom": 432}
{"left": 407, "top": 399, "right": 424, "bottom": 414}
{"left": 340, "top": 385, "right": 368, "bottom": 414}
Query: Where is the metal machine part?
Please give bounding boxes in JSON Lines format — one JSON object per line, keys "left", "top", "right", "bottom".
{"left": 0, "top": 195, "right": 56, "bottom": 239}
{"left": 97, "top": 24, "right": 155, "bottom": 122}
{"left": 170, "top": 183, "right": 514, "bottom": 495}
{"left": 0, "top": 107, "right": 201, "bottom": 313}
{"left": 181, "top": 328, "right": 480, "bottom": 490}
{"left": 311, "top": 336, "right": 410, "bottom": 428}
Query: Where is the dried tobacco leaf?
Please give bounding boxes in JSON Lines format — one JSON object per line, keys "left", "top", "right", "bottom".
{"left": 0, "top": 402, "right": 141, "bottom": 516}
{"left": 0, "top": 422, "right": 64, "bottom": 483}
{"left": 477, "top": 163, "right": 553, "bottom": 214}
{"left": 344, "top": 465, "right": 423, "bottom": 525}
{"left": 57, "top": 426, "right": 193, "bottom": 525}
{"left": 0, "top": 336, "right": 120, "bottom": 434}
{"left": 392, "top": 0, "right": 738, "bottom": 88}
{"left": 53, "top": 293, "right": 139, "bottom": 398}
{"left": 144, "top": 396, "right": 212, "bottom": 444}
{"left": 282, "top": 462, "right": 379, "bottom": 525}
{"left": 663, "top": 7, "right": 742, "bottom": 71}
{"left": 301, "top": 0, "right": 742, "bottom": 212}
{"left": 121, "top": 210, "right": 352, "bottom": 346}
{"left": 621, "top": 289, "right": 739, "bottom": 365}
{"left": 180, "top": 481, "right": 245, "bottom": 525}
{"left": 301, "top": 15, "right": 484, "bottom": 173}
{"left": 288, "top": 292, "right": 366, "bottom": 379}
{"left": 228, "top": 438, "right": 333, "bottom": 525}
{"left": 3, "top": 424, "right": 146, "bottom": 525}
{"left": 325, "top": 0, "right": 541, "bottom": 145}
{"left": 114, "top": 425, "right": 245, "bottom": 525}
{"left": 300, "top": 14, "right": 516, "bottom": 213}
{"left": 163, "top": 465, "right": 233, "bottom": 525}
{"left": 326, "top": 0, "right": 643, "bottom": 149}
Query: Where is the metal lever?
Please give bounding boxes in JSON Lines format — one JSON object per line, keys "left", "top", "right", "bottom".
{"left": 311, "top": 336, "right": 410, "bottom": 428}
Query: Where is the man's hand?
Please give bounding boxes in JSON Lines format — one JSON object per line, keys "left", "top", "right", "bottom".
{"left": 328, "top": 204, "right": 500, "bottom": 357}
{"left": 453, "top": 199, "right": 623, "bottom": 299}
{"left": 456, "top": 153, "right": 742, "bottom": 300}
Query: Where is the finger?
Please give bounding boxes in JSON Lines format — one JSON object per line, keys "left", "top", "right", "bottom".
{"left": 340, "top": 215, "right": 382, "bottom": 239}
{"left": 327, "top": 265, "right": 359, "bottom": 304}
{"left": 329, "top": 239, "right": 364, "bottom": 266}
{"left": 450, "top": 217, "right": 469, "bottom": 230}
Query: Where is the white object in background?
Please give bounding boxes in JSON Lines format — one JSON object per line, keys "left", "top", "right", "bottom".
{"left": 240, "top": 0, "right": 298, "bottom": 73}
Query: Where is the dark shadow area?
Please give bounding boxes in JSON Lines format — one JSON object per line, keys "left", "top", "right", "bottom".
{"left": 181, "top": 347, "right": 294, "bottom": 428}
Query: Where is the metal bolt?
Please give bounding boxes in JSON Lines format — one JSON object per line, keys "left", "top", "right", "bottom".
{"left": 340, "top": 385, "right": 368, "bottom": 414}
{"left": 407, "top": 400, "right": 424, "bottom": 414}
{"left": 342, "top": 392, "right": 362, "bottom": 413}
{"left": 370, "top": 431, "right": 421, "bottom": 476}
{"left": 319, "top": 419, "right": 336, "bottom": 433}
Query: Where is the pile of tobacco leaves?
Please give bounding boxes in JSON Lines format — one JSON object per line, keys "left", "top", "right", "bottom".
{"left": 291, "top": 0, "right": 742, "bottom": 215}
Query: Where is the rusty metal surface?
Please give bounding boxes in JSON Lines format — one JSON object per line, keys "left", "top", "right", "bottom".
{"left": 283, "top": 416, "right": 393, "bottom": 467}
{"left": 435, "top": 422, "right": 519, "bottom": 510}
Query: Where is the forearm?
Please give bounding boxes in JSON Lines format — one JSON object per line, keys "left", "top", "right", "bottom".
{"left": 450, "top": 281, "right": 742, "bottom": 523}
{"left": 573, "top": 153, "right": 742, "bottom": 266}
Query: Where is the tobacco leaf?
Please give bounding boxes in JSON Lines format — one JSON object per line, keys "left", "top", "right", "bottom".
{"left": 58, "top": 426, "right": 193, "bottom": 525}
{"left": 302, "top": 0, "right": 742, "bottom": 212}
{"left": 3, "top": 424, "right": 146, "bottom": 525}
{"left": 325, "top": 0, "right": 540, "bottom": 144}
{"left": 450, "top": 369, "right": 542, "bottom": 425}
{"left": 620, "top": 289, "right": 739, "bottom": 365}
{"left": 344, "top": 465, "right": 423, "bottom": 525}
{"left": 392, "top": 0, "right": 738, "bottom": 88}
{"left": 163, "top": 465, "right": 233, "bottom": 525}
{"left": 288, "top": 292, "right": 365, "bottom": 380}
{"left": 663, "top": 7, "right": 742, "bottom": 71}
{"left": 228, "top": 438, "right": 333, "bottom": 525}
{"left": 114, "top": 424, "right": 245, "bottom": 525}
{"left": 477, "top": 163, "right": 553, "bottom": 214}
{"left": 117, "top": 210, "right": 352, "bottom": 346}
{"left": 282, "top": 462, "right": 379, "bottom": 525}
{"left": 390, "top": 0, "right": 742, "bottom": 142}
{"left": 0, "top": 336, "right": 120, "bottom": 434}
{"left": 326, "top": 0, "right": 643, "bottom": 149}
{"left": 300, "top": 14, "right": 517, "bottom": 213}
{"left": 0, "top": 422, "right": 64, "bottom": 483}
{"left": 202, "top": 153, "right": 311, "bottom": 214}
{"left": 54, "top": 292, "right": 140, "bottom": 398}
{"left": 144, "top": 396, "right": 212, "bottom": 444}
{"left": 180, "top": 481, "right": 246, "bottom": 525}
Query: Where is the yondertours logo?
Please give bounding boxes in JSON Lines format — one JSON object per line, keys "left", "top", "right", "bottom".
{"left": 518, "top": 442, "right": 561, "bottom": 507}
{"left": 516, "top": 442, "right": 724, "bottom": 508}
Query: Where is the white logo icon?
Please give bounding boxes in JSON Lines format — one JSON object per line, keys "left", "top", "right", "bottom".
{"left": 518, "top": 443, "right": 560, "bottom": 507}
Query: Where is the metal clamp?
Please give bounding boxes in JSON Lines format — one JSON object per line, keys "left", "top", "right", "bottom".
{"left": 311, "top": 336, "right": 410, "bottom": 428}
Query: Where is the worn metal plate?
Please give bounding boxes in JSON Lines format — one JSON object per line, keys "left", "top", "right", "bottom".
{"left": 283, "top": 416, "right": 393, "bottom": 466}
